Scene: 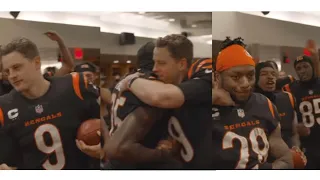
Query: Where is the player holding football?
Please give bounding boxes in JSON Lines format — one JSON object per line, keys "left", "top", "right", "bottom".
{"left": 0, "top": 38, "right": 101, "bottom": 170}
{"left": 117, "top": 34, "right": 212, "bottom": 169}
{"left": 212, "top": 37, "right": 293, "bottom": 169}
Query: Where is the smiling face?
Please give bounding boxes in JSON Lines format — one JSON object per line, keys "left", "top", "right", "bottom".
{"left": 217, "top": 65, "right": 255, "bottom": 102}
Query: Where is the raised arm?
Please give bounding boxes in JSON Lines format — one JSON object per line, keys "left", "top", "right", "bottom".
{"left": 44, "top": 31, "right": 74, "bottom": 76}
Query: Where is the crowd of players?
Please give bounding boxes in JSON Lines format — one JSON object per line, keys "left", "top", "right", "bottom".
{"left": 0, "top": 31, "right": 214, "bottom": 170}
{"left": 213, "top": 37, "right": 320, "bottom": 169}
{"left": 2, "top": 29, "right": 318, "bottom": 170}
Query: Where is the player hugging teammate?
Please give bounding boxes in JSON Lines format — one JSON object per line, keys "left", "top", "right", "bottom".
{"left": 103, "top": 34, "right": 212, "bottom": 169}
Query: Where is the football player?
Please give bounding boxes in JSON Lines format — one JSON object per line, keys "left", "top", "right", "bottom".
{"left": 212, "top": 37, "right": 293, "bottom": 169}
{"left": 117, "top": 34, "right": 212, "bottom": 169}
{"left": 73, "top": 61, "right": 112, "bottom": 118}
{"left": 283, "top": 55, "right": 320, "bottom": 169}
{"left": 104, "top": 42, "right": 179, "bottom": 169}
{"left": 0, "top": 37, "right": 101, "bottom": 170}
{"left": 276, "top": 41, "right": 320, "bottom": 90}
{"left": 254, "top": 62, "right": 307, "bottom": 168}
{"left": 255, "top": 62, "right": 300, "bottom": 148}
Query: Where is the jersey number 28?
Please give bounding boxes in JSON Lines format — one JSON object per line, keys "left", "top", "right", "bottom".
{"left": 222, "top": 128, "right": 269, "bottom": 169}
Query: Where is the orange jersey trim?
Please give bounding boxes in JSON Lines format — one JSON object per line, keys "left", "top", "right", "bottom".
{"left": 0, "top": 108, "right": 3, "bottom": 127}
{"left": 267, "top": 99, "right": 275, "bottom": 119}
{"left": 71, "top": 73, "right": 84, "bottom": 100}
{"left": 283, "top": 91, "right": 295, "bottom": 108}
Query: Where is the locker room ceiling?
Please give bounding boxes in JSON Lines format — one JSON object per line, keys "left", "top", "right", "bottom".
{"left": 130, "top": 12, "right": 212, "bottom": 36}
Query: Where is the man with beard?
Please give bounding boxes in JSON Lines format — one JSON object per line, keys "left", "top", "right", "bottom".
{"left": 212, "top": 37, "right": 292, "bottom": 169}
{"left": 283, "top": 55, "right": 320, "bottom": 169}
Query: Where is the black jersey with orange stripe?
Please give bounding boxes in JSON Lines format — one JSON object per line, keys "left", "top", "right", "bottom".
{"left": 0, "top": 73, "right": 99, "bottom": 169}
{"left": 170, "top": 96, "right": 212, "bottom": 169}
{"left": 178, "top": 58, "right": 212, "bottom": 106}
{"left": 282, "top": 79, "right": 320, "bottom": 156}
{"left": 188, "top": 58, "right": 212, "bottom": 82}
{"left": 274, "top": 91, "right": 296, "bottom": 148}
{"left": 167, "top": 59, "right": 212, "bottom": 169}
{"left": 212, "top": 93, "right": 279, "bottom": 169}
{"left": 108, "top": 73, "right": 172, "bottom": 169}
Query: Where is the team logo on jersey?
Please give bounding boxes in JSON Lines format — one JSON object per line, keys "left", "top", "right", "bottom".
{"left": 309, "top": 90, "right": 314, "bottom": 95}
{"left": 237, "top": 108, "right": 245, "bottom": 118}
{"left": 35, "top": 105, "right": 44, "bottom": 114}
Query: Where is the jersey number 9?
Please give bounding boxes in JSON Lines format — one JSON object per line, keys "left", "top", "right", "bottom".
{"left": 168, "top": 116, "right": 194, "bottom": 162}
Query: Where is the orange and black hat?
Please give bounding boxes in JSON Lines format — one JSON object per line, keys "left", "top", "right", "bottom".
{"left": 294, "top": 55, "right": 313, "bottom": 68}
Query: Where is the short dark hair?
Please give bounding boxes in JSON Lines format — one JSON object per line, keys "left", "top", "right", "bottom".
{"left": 155, "top": 34, "right": 193, "bottom": 67}
{"left": 220, "top": 37, "right": 246, "bottom": 51}
{"left": 0, "top": 37, "right": 39, "bottom": 60}
{"left": 137, "top": 41, "right": 155, "bottom": 71}
{"left": 265, "top": 60, "right": 279, "bottom": 70}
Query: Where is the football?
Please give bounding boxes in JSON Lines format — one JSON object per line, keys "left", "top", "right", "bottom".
{"left": 291, "top": 149, "right": 306, "bottom": 169}
{"left": 77, "top": 119, "right": 101, "bottom": 146}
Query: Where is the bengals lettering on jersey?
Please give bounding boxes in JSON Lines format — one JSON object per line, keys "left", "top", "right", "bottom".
{"left": 212, "top": 93, "right": 280, "bottom": 169}
{"left": 0, "top": 73, "right": 99, "bottom": 169}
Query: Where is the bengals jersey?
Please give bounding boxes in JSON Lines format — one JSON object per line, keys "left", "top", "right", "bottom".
{"left": 108, "top": 73, "right": 171, "bottom": 169}
{"left": 169, "top": 58, "right": 212, "bottom": 169}
{"left": 274, "top": 91, "right": 296, "bottom": 148}
{"left": 0, "top": 73, "right": 100, "bottom": 169}
{"left": 212, "top": 93, "right": 279, "bottom": 169}
{"left": 283, "top": 79, "right": 320, "bottom": 157}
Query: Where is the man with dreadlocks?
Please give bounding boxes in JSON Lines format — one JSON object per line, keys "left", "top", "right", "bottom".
{"left": 283, "top": 55, "right": 320, "bottom": 169}
{"left": 212, "top": 37, "right": 293, "bottom": 169}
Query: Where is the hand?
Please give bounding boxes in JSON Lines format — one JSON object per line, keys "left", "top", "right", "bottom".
{"left": 0, "top": 163, "right": 17, "bottom": 170}
{"left": 156, "top": 138, "right": 181, "bottom": 158}
{"left": 212, "top": 73, "right": 235, "bottom": 106}
{"left": 296, "top": 123, "right": 310, "bottom": 137}
{"left": 44, "top": 31, "right": 62, "bottom": 42}
{"left": 116, "top": 72, "right": 140, "bottom": 95}
{"left": 76, "top": 131, "right": 103, "bottom": 159}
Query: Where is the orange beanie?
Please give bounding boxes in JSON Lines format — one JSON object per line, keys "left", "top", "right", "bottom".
{"left": 216, "top": 44, "right": 255, "bottom": 72}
